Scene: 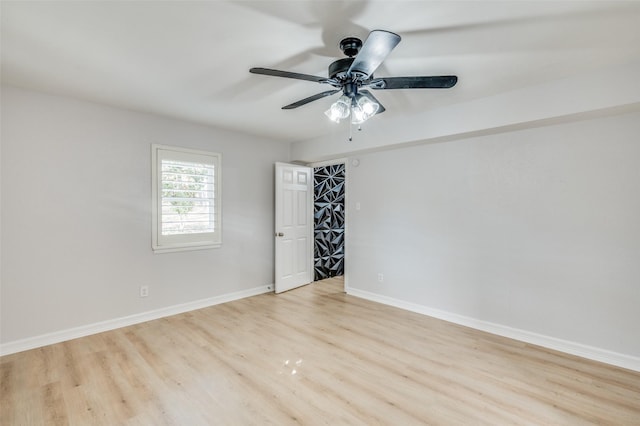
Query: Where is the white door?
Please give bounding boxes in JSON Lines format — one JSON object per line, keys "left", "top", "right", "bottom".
{"left": 275, "top": 162, "right": 313, "bottom": 293}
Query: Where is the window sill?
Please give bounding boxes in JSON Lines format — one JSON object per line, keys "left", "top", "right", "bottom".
{"left": 152, "top": 242, "right": 222, "bottom": 254}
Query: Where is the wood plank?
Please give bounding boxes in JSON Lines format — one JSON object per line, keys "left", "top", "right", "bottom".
{"left": 1, "top": 277, "right": 639, "bottom": 425}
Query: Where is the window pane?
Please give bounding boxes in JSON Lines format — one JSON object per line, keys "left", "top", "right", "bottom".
{"left": 160, "top": 159, "right": 215, "bottom": 236}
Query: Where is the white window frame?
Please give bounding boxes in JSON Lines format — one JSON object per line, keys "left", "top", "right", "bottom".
{"left": 151, "top": 144, "right": 222, "bottom": 253}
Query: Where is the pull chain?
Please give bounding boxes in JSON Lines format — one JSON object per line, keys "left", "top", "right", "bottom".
{"left": 347, "top": 123, "right": 363, "bottom": 142}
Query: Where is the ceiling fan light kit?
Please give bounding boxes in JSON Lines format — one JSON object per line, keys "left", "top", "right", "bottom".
{"left": 324, "top": 93, "right": 379, "bottom": 124}
{"left": 250, "top": 29, "right": 458, "bottom": 131}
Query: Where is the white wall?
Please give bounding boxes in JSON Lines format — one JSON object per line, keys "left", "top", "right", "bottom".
{"left": 346, "top": 111, "right": 640, "bottom": 359}
{"left": 291, "top": 61, "right": 640, "bottom": 162}
{"left": 1, "top": 86, "right": 288, "bottom": 345}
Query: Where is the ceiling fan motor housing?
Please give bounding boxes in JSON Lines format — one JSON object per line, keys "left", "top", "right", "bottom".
{"left": 328, "top": 58, "right": 355, "bottom": 80}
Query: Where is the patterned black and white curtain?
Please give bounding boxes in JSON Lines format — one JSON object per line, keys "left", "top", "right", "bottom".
{"left": 313, "top": 163, "right": 345, "bottom": 280}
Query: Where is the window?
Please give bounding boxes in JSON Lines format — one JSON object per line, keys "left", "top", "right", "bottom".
{"left": 152, "top": 144, "right": 221, "bottom": 253}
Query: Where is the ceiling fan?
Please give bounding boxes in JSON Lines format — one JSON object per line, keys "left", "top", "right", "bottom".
{"left": 249, "top": 30, "right": 458, "bottom": 125}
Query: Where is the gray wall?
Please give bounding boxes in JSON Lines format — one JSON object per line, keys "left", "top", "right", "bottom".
{"left": 346, "top": 111, "right": 640, "bottom": 357}
{"left": 1, "top": 86, "right": 288, "bottom": 344}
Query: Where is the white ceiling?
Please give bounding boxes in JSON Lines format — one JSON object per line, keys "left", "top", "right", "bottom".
{"left": 2, "top": 1, "right": 640, "bottom": 144}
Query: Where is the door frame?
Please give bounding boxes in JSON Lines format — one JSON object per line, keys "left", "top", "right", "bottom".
{"left": 308, "top": 158, "right": 349, "bottom": 291}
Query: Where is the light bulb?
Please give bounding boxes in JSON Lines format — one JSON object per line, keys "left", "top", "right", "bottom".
{"left": 359, "top": 95, "right": 379, "bottom": 116}
{"left": 351, "top": 94, "right": 379, "bottom": 124}
{"left": 351, "top": 104, "right": 366, "bottom": 124}
{"left": 324, "top": 95, "right": 351, "bottom": 123}
{"left": 361, "top": 99, "right": 378, "bottom": 115}
{"left": 324, "top": 107, "right": 342, "bottom": 123}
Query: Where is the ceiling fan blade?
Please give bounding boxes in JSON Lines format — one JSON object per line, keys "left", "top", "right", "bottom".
{"left": 359, "top": 90, "right": 385, "bottom": 114}
{"left": 347, "top": 30, "right": 401, "bottom": 80}
{"left": 250, "top": 67, "right": 327, "bottom": 83}
{"left": 282, "top": 90, "right": 340, "bottom": 109}
{"left": 373, "top": 76, "right": 458, "bottom": 89}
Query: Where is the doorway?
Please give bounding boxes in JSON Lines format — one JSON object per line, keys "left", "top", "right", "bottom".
{"left": 312, "top": 162, "right": 345, "bottom": 281}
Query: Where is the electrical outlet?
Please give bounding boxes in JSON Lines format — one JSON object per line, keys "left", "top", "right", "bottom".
{"left": 377, "top": 273, "right": 384, "bottom": 282}
{"left": 139, "top": 285, "right": 149, "bottom": 297}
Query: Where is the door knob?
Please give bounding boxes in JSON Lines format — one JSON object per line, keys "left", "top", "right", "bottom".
{"left": 276, "top": 232, "right": 284, "bottom": 237}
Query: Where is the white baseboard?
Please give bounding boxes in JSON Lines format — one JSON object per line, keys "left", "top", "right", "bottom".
{"left": 346, "top": 287, "right": 640, "bottom": 372}
{"left": 0, "top": 284, "right": 273, "bottom": 356}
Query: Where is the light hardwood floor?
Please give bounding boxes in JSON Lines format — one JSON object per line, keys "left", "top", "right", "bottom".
{"left": 1, "top": 277, "right": 639, "bottom": 425}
